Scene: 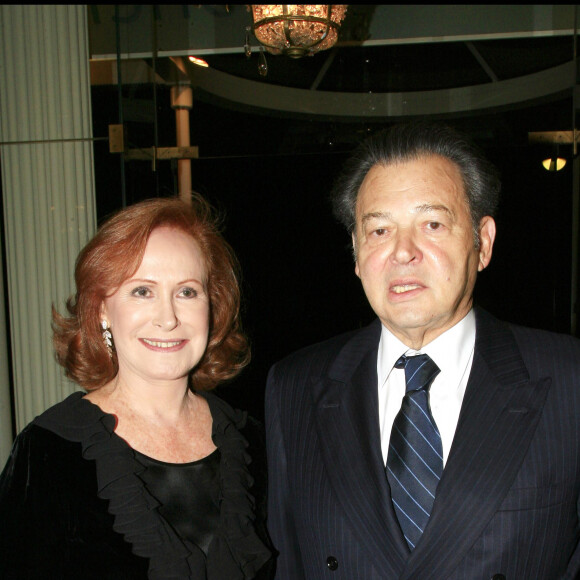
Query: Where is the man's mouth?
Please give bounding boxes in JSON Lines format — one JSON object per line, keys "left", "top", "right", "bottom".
{"left": 391, "top": 284, "right": 422, "bottom": 294}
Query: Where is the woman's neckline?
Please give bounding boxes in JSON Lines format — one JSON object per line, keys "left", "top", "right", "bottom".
{"left": 133, "top": 446, "right": 220, "bottom": 467}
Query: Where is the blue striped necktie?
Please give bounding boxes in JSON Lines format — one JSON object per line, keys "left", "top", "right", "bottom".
{"left": 386, "top": 353, "right": 442, "bottom": 550}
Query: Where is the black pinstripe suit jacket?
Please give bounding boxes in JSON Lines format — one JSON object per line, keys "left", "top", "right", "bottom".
{"left": 265, "top": 308, "right": 580, "bottom": 579}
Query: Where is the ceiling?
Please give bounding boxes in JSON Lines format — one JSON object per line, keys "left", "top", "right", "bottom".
{"left": 201, "top": 33, "right": 575, "bottom": 93}
{"left": 88, "top": 5, "right": 580, "bottom": 154}
{"left": 85, "top": 6, "right": 580, "bottom": 352}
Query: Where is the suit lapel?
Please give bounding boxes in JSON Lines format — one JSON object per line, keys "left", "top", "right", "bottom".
{"left": 400, "top": 309, "right": 552, "bottom": 579}
{"left": 314, "top": 320, "right": 408, "bottom": 575}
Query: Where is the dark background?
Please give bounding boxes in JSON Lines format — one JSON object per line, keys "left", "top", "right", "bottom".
{"left": 91, "top": 80, "right": 577, "bottom": 419}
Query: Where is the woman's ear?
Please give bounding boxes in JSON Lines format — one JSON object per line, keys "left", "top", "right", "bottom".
{"left": 100, "top": 301, "right": 109, "bottom": 327}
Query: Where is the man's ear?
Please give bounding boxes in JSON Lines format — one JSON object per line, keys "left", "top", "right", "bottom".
{"left": 352, "top": 232, "right": 361, "bottom": 278}
{"left": 477, "top": 216, "right": 496, "bottom": 272}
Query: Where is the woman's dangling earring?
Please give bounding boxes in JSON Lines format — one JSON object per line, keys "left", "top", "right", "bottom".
{"left": 101, "top": 320, "right": 113, "bottom": 357}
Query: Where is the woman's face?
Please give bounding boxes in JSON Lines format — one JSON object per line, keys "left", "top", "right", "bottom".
{"left": 102, "top": 227, "right": 210, "bottom": 386}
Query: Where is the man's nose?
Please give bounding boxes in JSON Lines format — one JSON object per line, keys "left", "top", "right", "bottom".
{"left": 391, "top": 229, "right": 422, "bottom": 265}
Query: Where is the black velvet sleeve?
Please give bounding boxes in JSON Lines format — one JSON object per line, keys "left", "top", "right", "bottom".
{"left": 0, "top": 425, "right": 148, "bottom": 579}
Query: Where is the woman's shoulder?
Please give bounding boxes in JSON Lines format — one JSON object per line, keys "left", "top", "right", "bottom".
{"left": 201, "top": 389, "right": 246, "bottom": 429}
{"left": 200, "top": 389, "right": 266, "bottom": 458}
{"left": 33, "top": 391, "right": 116, "bottom": 441}
{"left": 1, "top": 421, "right": 81, "bottom": 487}
{"left": 2, "top": 392, "right": 104, "bottom": 465}
{"left": 1, "top": 391, "right": 113, "bottom": 489}
{"left": 201, "top": 390, "right": 267, "bottom": 466}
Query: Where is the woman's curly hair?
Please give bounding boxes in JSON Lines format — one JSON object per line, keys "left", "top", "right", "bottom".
{"left": 53, "top": 195, "right": 249, "bottom": 391}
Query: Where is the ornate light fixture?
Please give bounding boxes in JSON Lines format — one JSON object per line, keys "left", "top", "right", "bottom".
{"left": 250, "top": 5, "right": 348, "bottom": 59}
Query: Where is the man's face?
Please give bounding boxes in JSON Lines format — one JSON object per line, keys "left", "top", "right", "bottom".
{"left": 353, "top": 154, "right": 495, "bottom": 349}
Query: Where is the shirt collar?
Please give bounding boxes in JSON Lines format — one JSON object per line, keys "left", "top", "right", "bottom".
{"left": 377, "top": 309, "right": 476, "bottom": 388}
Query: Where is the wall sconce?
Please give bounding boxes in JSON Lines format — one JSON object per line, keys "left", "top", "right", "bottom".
{"left": 542, "top": 157, "right": 566, "bottom": 171}
{"left": 250, "top": 5, "right": 348, "bottom": 59}
{"left": 528, "top": 132, "right": 572, "bottom": 172}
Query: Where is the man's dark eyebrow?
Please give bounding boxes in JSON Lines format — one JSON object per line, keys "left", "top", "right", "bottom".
{"left": 361, "top": 205, "right": 454, "bottom": 225}
{"left": 361, "top": 211, "right": 392, "bottom": 225}
{"left": 415, "top": 203, "right": 455, "bottom": 218}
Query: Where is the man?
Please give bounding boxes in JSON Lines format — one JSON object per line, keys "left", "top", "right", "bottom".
{"left": 265, "top": 122, "right": 580, "bottom": 579}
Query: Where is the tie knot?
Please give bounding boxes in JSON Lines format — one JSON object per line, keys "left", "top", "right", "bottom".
{"left": 395, "top": 353, "right": 440, "bottom": 394}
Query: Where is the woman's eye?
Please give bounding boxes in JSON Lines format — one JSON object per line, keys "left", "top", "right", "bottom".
{"left": 180, "top": 287, "right": 198, "bottom": 298}
{"left": 131, "top": 286, "right": 151, "bottom": 297}
{"left": 372, "top": 228, "right": 387, "bottom": 237}
{"left": 427, "top": 221, "right": 442, "bottom": 230}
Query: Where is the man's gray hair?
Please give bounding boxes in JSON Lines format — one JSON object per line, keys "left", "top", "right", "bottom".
{"left": 330, "top": 122, "right": 501, "bottom": 247}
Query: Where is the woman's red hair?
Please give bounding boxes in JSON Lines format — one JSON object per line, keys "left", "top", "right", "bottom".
{"left": 53, "top": 195, "right": 249, "bottom": 391}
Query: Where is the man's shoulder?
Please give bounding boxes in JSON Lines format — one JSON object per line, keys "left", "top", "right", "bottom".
{"left": 508, "top": 318, "right": 580, "bottom": 345}
{"left": 476, "top": 307, "right": 580, "bottom": 370}
{"left": 508, "top": 319, "right": 580, "bottom": 361}
{"left": 478, "top": 307, "right": 578, "bottom": 343}
{"left": 269, "top": 319, "right": 381, "bottom": 381}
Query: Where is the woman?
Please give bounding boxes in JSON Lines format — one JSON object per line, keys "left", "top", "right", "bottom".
{"left": 0, "top": 196, "right": 272, "bottom": 579}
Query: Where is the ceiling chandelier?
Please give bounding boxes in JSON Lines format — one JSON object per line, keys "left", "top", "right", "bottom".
{"left": 250, "top": 5, "right": 348, "bottom": 59}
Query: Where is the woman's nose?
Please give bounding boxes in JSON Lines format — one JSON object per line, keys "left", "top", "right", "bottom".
{"left": 152, "top": 298, "right": 179, "bottom": 330}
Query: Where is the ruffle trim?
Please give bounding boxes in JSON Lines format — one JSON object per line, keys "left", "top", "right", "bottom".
{"left": 34, "top": 391, "right": 271, "bottom": 579}
{"left": 203, "top": 393, "right": 272, "bottom": 578}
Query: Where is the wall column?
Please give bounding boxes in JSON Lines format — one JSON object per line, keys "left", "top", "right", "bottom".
{"left": 0, "top": 232, "right": 12, "bottom": 466}
{"left": 171, "top": 84, "right": 194, "bottom": 204}
{"left": 0, "top": 5, "right": 96, "bottom": 452}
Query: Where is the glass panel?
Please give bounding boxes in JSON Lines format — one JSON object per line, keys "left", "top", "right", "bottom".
{"left": 87, "top": 5, "right": 580, "bottom": 417}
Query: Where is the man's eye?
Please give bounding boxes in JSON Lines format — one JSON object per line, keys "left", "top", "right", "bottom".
{"left": 427, "top": 221, "right": 442, "bottom": 230}
{"left": 373, "top": 228, "right": 387, "bottom": 236}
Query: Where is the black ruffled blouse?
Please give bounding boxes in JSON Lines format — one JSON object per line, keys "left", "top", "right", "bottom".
{"left": 0, "top": 392, "right": 272, "bottom": 579}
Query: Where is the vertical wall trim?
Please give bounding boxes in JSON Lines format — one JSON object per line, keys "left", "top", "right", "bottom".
{"left": 0, "top": 5, "right": 96, "bottom": 441}
{"left": 0, "top": 231, "right": 12, "bottom": 467}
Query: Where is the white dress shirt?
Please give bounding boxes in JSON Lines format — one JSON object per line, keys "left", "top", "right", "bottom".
{"left": 377, "top": 309, "right": 476, "bottom": 467}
